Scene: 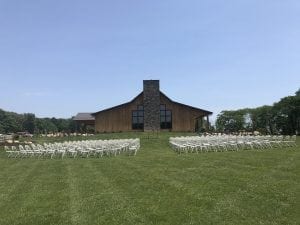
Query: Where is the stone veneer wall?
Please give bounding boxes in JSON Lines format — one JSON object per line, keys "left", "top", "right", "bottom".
{"left": 143, "top": 80, "right": 160, "bottom": 131}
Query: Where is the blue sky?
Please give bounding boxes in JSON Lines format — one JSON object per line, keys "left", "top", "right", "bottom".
{"left": 0, "top": 0, "right": 299, "bottom": 122}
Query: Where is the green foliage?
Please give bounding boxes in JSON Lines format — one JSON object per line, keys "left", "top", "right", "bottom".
{"left": 0, "top": 109, "right": 76, "bottom": 134}
{"left": 22, "top": 113, "right": 36, "bottom": 134}
{"left": 250, "top": 105, "right": 275, "bottom": 134}
{"left": 216, "top": 89, "right": 300, "bottom": 135}
{"left": 273, "top": 95, "right": 300, "bottom": 134}
{"left": 216, "top": 110, "right": 245, "bottom": 132}
{"left": 35, "top": 118, "right": 58, "bottom": 134}
{"left": 0, "top": 109, "right": 23, "bottom": 133}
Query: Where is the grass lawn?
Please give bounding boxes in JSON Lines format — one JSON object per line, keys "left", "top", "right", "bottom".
{"left": 0, "top": 132, "right": 299, "bottom": 225}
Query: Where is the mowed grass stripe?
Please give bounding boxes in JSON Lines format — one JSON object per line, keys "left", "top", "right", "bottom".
{"left": 65, "top": 159, "right": 148, "bottom": 225}
{"left": 238, "top": 150, "right": 299, "bottom": 225}
{"left": 0, "top": 160, "right": 40, "bottom": 207}
{"left": 0, "top": 159, "right": 31, "bottom": 199}
{"left": 209, "top": 152, "right": 298, "bottom": 225}
{"left": 0, "top": 150, "right": 35, "bottom": 177}
{"left": 112, "top": 144, "right": 299, "bottom": 225}
{"left": 65, "top": 160, "right": 87, "bottom": 225}
{"left": 103, "top": 157, "right": 215, "bottom": 225}
{"left": 16, "top": 160, "right": 70, "bottom": 225}
{"left": 103, "top": 144, "right": 250, "bottom": 224}
{"left": 1, "top": 160, "right": 71, "bottom": 225}
{"left": 113, "top": 153, "right": 246, "bottom": 224}
{"left": 86, "top": 159, "right": 150, "bottom": 225}
{"left": 0, "top": 160, "right": 40, "bottom": 225}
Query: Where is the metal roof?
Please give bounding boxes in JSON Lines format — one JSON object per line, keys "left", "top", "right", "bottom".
{"left": 92, "top": 92, "right": 143, "bottom": 115}
{"left": 73, "top": 113, "right": 95, "bottom": 121}
{"left": 92, "top": 91, "right": 212, "bottom": 116}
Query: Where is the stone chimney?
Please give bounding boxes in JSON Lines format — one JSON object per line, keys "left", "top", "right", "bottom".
{"left": 143, "top": 80, "right": 160, "bottom": 131}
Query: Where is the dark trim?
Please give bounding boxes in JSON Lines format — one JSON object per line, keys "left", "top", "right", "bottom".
{"left": 160, "top": 104, "right": 172, "bottom": 129}
{"left": 132, "top": 105, "right": 144, "bottom": 130}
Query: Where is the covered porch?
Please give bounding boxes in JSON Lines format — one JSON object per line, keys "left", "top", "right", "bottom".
{"left": 73, "top": 113, "right": 95, "bottom": 133}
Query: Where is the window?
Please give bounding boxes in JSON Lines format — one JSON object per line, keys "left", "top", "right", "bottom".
{"left": 160, "top": 105, "right": 166, "bottom": 110}
{"left": 160, "top": 104, "right": 172, "bottom": 129}
{"left": 132, "top": 105, "right": 144, "bottom": 130}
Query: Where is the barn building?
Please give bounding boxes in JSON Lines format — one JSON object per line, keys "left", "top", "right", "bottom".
{"left": 78, "top": 80, "right": 212, "bottom": 133}
{"left": 73, "top": 113, "right": 95, "bottom": 132}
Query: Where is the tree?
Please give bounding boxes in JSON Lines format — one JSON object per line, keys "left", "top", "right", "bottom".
{"left": 216, "top": 110, "right": 244, "bottom": 133}
{"left": 39, "top": 118, "right": 58, "bottom": 133}
{"left": 216, "top": 88, "right": 300, "bottom": 135}
{"left": 35, "top": 118, "right": 57, "bottom": 134}
{"left": 296, "top": 88, "right": 300, "bottom": 97}
{"left": 68, "top": 118, "right": 77, "bottom": 133}
{"left": 22, "top": 113, "right": 36, "bottom": 134}
{"left": 273, "top": 95, "right": 300, "bottom": 134}
{"left": 0, "top": 109, "right": 77, "bottom": 134}
{"left": 0, "top": 109, "right": 23, "bottom": 133}
{"left": 250, "top": 105, "right": 275, "bottom": 134}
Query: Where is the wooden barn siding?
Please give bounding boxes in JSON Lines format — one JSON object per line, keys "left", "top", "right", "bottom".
{"left": 160, "top": 95, "right": 206, "bottom": 132}
{"left": 94, "top": 94, "right": 143, "bottom": 132}
{"left": 95, "top": 93, "right": 208, "bottom": 132}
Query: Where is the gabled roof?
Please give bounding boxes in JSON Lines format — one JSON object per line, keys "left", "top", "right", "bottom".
{"left": 92, "top": 92, "right": 143, "bottom": 116}
{"left": 92, "top": 91, "right": 212, "bottom": 116}
{"left": 160, "top": 92, "right": 213, "bottom": 115}
{"left": 73, "top": 113, "right": 95, "bottom": 121}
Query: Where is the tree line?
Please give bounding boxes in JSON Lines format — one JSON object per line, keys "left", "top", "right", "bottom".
{"left": 0, "top": 110, "right": 77, "bottom": 134}
{"left": 215, "top": 89, "right": 300, "bottom": 135}
{"left": 1, "top": 89, "right": 299, "bottom": 135}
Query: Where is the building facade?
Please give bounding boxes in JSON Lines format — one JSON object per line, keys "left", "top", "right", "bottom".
{"left": 73, "top": 113, "right": 95, "bottom": 132}
{"left": 90, "top": 80, "right": 212, "bottom": 133}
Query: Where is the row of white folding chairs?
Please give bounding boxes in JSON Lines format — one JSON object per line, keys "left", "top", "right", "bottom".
{"left": 171, "top": 135, "right": 296, "bottom": 143}
{"left": 170, "top": 135, "right": 296, "bottom": 148}
{"left": 204, "top": 135, "right": 296, "bottom": 148}
{"left": 5, "top": 138, "right": 140, "bottom": 159}
{"left": 169, "top": 135, "right": 297, "bottom": 154}
{"left": 43, "top": 139, "right": 140, "bottom": 158}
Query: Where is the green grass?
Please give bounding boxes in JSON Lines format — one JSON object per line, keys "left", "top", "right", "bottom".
{"left": 0, "top": 132, "right": 299, "bottom": 225}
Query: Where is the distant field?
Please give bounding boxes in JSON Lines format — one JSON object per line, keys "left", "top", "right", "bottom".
{"left": 0, "top": 133, "right": 299, "bottom": 225}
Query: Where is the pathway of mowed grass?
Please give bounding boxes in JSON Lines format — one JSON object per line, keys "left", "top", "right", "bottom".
{"left": 0, "top": 133, "right": 299, "bottom": 225}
